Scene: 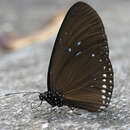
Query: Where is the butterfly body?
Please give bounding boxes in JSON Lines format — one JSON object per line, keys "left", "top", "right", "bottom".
{"left": 39, "top": 91, "right": 64, "bottom": 107}
{"left": 39, "top": 1, "right": 114, "bottom": 112}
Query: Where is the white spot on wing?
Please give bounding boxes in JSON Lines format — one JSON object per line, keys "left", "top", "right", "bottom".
{"left": 101, "top": 89, "right": 106, "bottom": 93}
{"left": 68, "top": 48, "right": 72, "bottom": 52}
{"left": 109, "top": 80, "right": 112, "bottom": 83}
{"left": 106, "top": 58, "right": 108, "bottom": 61}
{"left": 107, "top": 97, "right": 110, "bottom": 100}
{"left": 108, "top": 92, "right": 111, "bottom": 95}
{"left": 102, "top": 100, "right": 105, "bottom": 104}
{"left": 103, "top": 66, "right": 106, "bottom": 70}
{"left": 77, "top": 41, "right": 81, "bottom": 46}
{"left": 110, "top": 73, "right": 113, "bottom": 77}
{"left": 109, "top": 68, "right": 112, "bottom": 71}
{"left": 106, "top": 52, "right": 109, "bottom": 55}
{"left": 102, "top": 85, "right": 107, "bottom": 88}
{"left": 102, "top": 79, "right": 106, "bottom": 82}
{"left": 106, "top": 102, "right": 109, "bottom": 105}
{"left": 110, "top": 86, "right": 113, "bottom": 89}
{"left": 105, "top": 46, "right": 108, "bottom": 49}
{"left": 102, "top": 95, "right": 106, "bottom": 99}
{"left": 99, "top": 59, "right": 102, "bottom": 62}
{"left": 75, "top": 51, "right": 82, "bottom": 56}
{"left": 103, "top": 74, "right": 107, "bottom": 77}
{"left": 90, "top": 85, "right": 95, "bottom": 88}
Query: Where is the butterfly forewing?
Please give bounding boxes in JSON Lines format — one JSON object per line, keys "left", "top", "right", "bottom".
{"left": 47, "top": 2, "right": 113, "bottom": 111}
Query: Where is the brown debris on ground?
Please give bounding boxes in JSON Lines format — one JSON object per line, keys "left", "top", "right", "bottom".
{"left": 0, "top": 10, "right": 66, "bottom": 51}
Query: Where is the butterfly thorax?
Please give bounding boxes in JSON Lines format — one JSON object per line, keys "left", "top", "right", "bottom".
{"left": 39, "top": 91, "right": 64, "bottom": 107}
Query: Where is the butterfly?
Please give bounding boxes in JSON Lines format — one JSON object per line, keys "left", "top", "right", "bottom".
{"left": 39, "top": 1, "right": 114, "bottom": 112}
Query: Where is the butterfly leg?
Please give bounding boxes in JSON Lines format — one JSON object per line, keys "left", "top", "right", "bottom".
{"left": 48, "top": 106, "right": 57, "bottom": 122}
{"left": 69, "top": 107, "right": 81, "bottom": 115}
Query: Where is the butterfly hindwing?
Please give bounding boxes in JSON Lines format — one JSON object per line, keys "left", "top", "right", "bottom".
{"left": 63, "top": 56, "right": 113, "bottom": 111}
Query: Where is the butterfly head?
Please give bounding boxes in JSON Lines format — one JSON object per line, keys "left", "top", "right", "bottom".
{"left": 39, "top": 92, "right": 48, "bottom": 101}
{"left": 39, "top": 91, "right": 64, "bottom": 107}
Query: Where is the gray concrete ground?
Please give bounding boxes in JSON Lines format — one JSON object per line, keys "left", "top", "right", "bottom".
{"left": 0, "top": 0, "right": 130, "bottom": 130}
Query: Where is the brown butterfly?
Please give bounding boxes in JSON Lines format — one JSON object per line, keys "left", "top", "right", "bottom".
{"left": 39, "top": 1, "right": 114, "bottom": 112}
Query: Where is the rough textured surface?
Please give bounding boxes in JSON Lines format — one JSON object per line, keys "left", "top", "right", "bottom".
{"left": 0, "top": 0, "right": 130, "bottom": 130}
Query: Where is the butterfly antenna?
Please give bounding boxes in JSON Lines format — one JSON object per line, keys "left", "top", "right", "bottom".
{"left": 31, "top": 100, "right": 43, "bottom": 110}
{"left": 38, "top": 100, "right": 43, "bottom": 107}
{"left": 4, "top": 91, "right": 40, "bottom": 96}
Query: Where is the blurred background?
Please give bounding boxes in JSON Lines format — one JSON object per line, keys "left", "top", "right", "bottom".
{"left": 0, "top": 0, "right": 114, "bottom": 36}
{"left": 0, "top": 0, "right": 130, "bottom": 130}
